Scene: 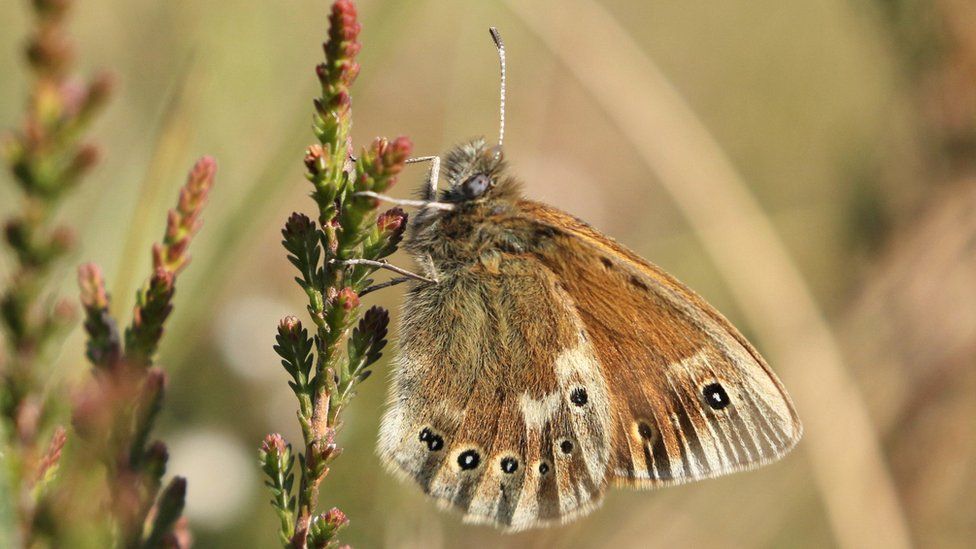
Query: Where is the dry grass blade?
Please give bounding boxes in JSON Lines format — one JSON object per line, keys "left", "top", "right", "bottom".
{"left": 503, "top": 0, "right": 912, "bottom": 547}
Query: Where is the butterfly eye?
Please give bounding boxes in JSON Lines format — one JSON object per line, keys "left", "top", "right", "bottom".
{"left": 569, "top": 387, "right": 588, "bottom": 406}
{"left": 460, "top": 173, "right": 492, "bottom": 199}
{"left": 500, "top": 457, "right": 519, "bottom": 474}
{"left": 457, "top": 449, "right": 481, "bottom": 470}
{"left": 702, "top": 382, "right": 731, "bottom": 410}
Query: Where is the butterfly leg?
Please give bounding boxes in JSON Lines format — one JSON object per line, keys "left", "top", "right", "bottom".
{"left": 406, "top": 155, "right": 441, "bottom": 200}
{"left": 336, "top": 258, "right": 436, "bottom": 284}
{"left": 353, "top": 155, "right": 455, "bottom": 210}
{"left": 360, "top": 275, "right": 414, "bottom": 296}
{"left": 359, "top": 258, "right": 441, "bottom": 295}
{"left": 354, "top": 192, "right": 455, "bottom": 211}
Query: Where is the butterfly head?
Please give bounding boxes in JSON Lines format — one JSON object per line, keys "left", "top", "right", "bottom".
{"left": 440, "top": 137, "right": 510, "bottom": 203}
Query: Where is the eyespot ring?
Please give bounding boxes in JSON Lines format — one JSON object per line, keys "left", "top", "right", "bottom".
{"left": 500, "top": 456, "right": 519, "bottom": 474}
{"left": 633, "top": 418, "right": 658, "bottom": 443}
{"left": 457, "top": 449, "right": 481, "bottom": 471}
{"left": 537, "top": 459, "right": 552, "bottom": 476}
{"left": 569, "top": 387, "right": 588, "bottom": 407}
{"left": 556, "top": 438, "right": 575, "bottom": 456}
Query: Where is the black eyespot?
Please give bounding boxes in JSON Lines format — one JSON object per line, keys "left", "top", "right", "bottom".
{"left": 600, "top": 257, "right": 613, "bottom": 268}
{"left": 457, "top": 449, "right": 481, "bottom": 470}
{"left": 538, "top": 462, "right": 550, "bottom": 475}
{"left": 420, "top": 428, "right": 444, "bottom": 451}
{"left": 637, "top": 421, "right": 654, "bottom": 440}
{"left": 559, "top": 440, "right": 574, "bottom": 454}
{"left": 500, "top": 457, "right": 519, "bottom": 474}
{"left": 427, "top": 435, "right": 444, "bottom": 451}
{"left": 570, "top": 387, "right": 588, "bottom": 407}
{"left": 703, "top": 383, "right": 731, "bottom": 410}
{"left": 460, "top": 173, "right": 492, "bottom": 199}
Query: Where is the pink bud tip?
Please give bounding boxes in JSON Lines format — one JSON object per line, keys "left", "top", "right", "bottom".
{"left": 337, "top": 287, "right": 359, "bottom": 311}
{"left": 323, "top": 507, "right": 349, "bottom": 529}
{"left": 304, "top": 144, "right": 325, "bottom": 172}
{"left": 77, "top": 263, "right": 109, "bottom": 309}
{"left": 377, "top": 208, "right": 407, "bottom": 233}
{"left": 189, "top": 156, "right": 217, "bottom": 187}
{"left": 279, "top": 315, "right": 302, "bottom": 333}
{"left": 262, "top": 433, "right": 288, "bottom": 456}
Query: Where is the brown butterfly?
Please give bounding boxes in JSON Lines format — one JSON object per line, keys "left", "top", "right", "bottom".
{"left": 371, "top": 28, "right": 801, "bottom": 531}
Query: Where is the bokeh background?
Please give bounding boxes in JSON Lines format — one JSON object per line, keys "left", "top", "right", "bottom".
{"left": 3, "top": 0, "right": 975, "bottom": 547}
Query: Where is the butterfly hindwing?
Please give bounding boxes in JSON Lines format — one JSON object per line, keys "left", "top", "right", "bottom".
{"left": 520, "top": 200, "right": 802, "bottom": 488}
{"left": 378, "top": 253, "right": 613, "bottom": 531}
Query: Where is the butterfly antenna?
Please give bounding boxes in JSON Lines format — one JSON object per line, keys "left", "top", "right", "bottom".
{"left": 489, "top": 27, "right": 506, "bottom": 151}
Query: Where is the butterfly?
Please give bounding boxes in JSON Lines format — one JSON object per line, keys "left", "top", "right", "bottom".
{"left": 374, "top": 28, "right": 801, "bottom": 532}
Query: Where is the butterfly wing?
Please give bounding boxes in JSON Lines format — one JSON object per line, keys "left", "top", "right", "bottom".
{"left": 520, "top": 201, "right": 802, "bottom": 487}
{"left": 378, "top": 253, "right": 616, "bottom": 531}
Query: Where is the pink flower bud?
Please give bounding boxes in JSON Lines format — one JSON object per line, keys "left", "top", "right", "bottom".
{"left": 304, "top": 144, "right": 326, "bottom": 174}
{"left": 77, "top": 263, "right": 109, "bottom": 309}
{"left": 377, "top": 208, "right": 407, "bottom": 234}
{"left": 279, "top": 315, "right": 301, "bottom": 334}
{"left": 323, "top": 507, "right": 349, "bottom": 530}
{"left": 261, "top": 433, "right": 288, "bottom": 458}
{"left": 337, "top": 287, "right": 359, "bottom": 311}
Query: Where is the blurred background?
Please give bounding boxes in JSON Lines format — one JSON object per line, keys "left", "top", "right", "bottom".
{"left": 2, "top": 0, "right": 975, "bottom": 547}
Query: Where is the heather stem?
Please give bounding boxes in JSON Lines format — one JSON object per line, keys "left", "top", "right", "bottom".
{"left": 264, "top": 1, "right": 409, "bottom": 547}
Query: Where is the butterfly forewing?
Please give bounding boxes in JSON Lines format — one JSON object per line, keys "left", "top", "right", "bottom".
{"left": 519, "top": 201, "right": 802, "bottom": 488}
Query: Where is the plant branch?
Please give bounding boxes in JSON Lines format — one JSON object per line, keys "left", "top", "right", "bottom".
{"left": 75, "top": 156, "right": 216, "bottom": 548}
{"left": 261, "top": 2, "right": 412, "bottom": 547}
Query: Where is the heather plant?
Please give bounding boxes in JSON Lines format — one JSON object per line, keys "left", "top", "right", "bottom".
{"left": 1, "top": 2, "right": 217, "bottom": 547}
{"left": 258, "top": 1, "right": 414, "bottom": 546}
{"left": 0, "top": 0, "right": 111, "bottom": 543}
{"left": 73, "top": 156, "right": 217, "bottom": 548}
